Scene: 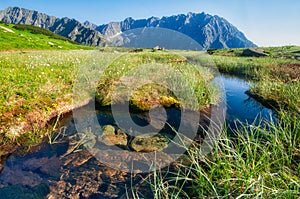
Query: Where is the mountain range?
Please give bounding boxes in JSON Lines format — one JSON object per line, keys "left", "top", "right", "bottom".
{"left": 0, "top": 7, "right": 257, "bottom": 49}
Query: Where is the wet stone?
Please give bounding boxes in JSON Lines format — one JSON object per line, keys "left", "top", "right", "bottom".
{"left": 62, "top": 150, "right": 93, "bottom": 168}
{"left": 131, "top": 133, "right": 169, "bottom": 152}
{"left": 98, "top": 127, "right": 128, "bottom": 146}
{"left": 90, "top": 147, "right": 175, "bottom": 173}
{"left": 103, "top": 125, "right": 115, "bottom": 136}
{"left": 83, "top": 129, "right": 97, "bottom": 149}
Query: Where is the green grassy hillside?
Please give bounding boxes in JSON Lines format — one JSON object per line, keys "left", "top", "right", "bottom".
{"left": 0, "top": 22, "right": 93, "bottom": 51}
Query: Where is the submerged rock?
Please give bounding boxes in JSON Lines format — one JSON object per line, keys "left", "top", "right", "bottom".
{"left": 48, "top": 150, "right": 133, "bottom": 199}
{"left": 131, "top": 133, "right": 169, "bottom": 152}
{"left": 102, "top": 125, "right": 115, "bottom": 136}
{"left": 98, "top": 126, "right": 128, "bottom": 146}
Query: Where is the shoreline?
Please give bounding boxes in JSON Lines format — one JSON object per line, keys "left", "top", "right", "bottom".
{"left": 0, "top": 97, "right": 93, "bottom": 167}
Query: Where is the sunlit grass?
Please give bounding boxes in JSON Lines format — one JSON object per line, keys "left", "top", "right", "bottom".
{"left": 0, "top": 46, "right": 299, "bottom": 198}
{"left": 96, "top": 51, "right": 218, "bottom": 111}
{"left": 0, "top": 49, "right": 218, "bottom": 149}
{"left": 0, "top": 50, "right": 95, "bottom": 146}
{"left": 148, "top": 111, "right": 300, "bottom": 198}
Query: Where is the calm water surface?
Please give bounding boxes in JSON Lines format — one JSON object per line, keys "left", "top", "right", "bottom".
{"left": 0, "top": 75, "right": 277, "bottom": 199}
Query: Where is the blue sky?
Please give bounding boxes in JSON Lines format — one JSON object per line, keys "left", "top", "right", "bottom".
{"left": 0, "top": 0, "right": 299, "bottom": 47}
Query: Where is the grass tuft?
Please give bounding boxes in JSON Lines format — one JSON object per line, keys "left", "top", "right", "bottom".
{"left": 151, "top": 111, "right": 299, "bottom": 198}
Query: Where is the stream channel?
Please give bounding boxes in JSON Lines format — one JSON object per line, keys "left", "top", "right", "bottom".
{"left": 0, "top": 75, "right": 277, "bottom": 199}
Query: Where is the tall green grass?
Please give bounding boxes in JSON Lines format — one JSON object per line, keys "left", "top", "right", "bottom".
{"left": 95, "top": 51, "right": 218, "bottom": 111}
{"left": 0, "top": 50, "right": 95, "bottom": 146}
{"left": 147, "top": 112, "right": 299, "bottom": 198}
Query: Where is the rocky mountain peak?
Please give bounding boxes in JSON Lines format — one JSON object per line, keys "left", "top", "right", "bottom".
{"left": 83, "top": 20, "right": 98, "bottom": 30}
{"left": 0, "top": 7, "right": 256, "bottom": 49}
{"left": 95, "top": 12, "right": 256, "bottom": 49}
{"left": 0, "top": 7, "right": 105, "bottom": 46}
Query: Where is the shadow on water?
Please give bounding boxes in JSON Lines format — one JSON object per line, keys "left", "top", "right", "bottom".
{"left": 0, "top": 75, "right": 277, "bottom": 199}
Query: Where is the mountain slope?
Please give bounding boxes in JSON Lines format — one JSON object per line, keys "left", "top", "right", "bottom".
{"left": 0, "top": 22, "right": 92, "bottom": 51}
{"left": 0, "top": 7, "right": 256, "bottom": 49}
{"left": 96, "top": 13, "right": 256, "bottom": 49}
{"left": 83, "top": 21, "right": 98, "bottom": 30}
{"left": 0, "top": 7, "right": 105, "bottom": 46}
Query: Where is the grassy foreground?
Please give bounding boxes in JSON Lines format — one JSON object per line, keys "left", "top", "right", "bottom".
{"left": 0, "top": 45, "right": 299, "bottom": 198}
{"left": 149, "top": 113, "right": 299, "bottom": 198}
{"left": 95, "top": 50, "right": 217, "bottom": 111}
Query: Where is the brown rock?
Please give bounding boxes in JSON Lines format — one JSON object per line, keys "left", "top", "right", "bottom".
{"left": 102, "top": 125, "right": 115, "bottom": 136}
{"left": 22, "top": 156, "right": 61, "bottom": 177}
{"left": 98, "top": 128, "right": 128, "bottom": 146}
{"left": 241, "top": 48, "right": 269, "bottom": 57}
{"left": 131, "top": 133, "right": 169, "bottom": 152}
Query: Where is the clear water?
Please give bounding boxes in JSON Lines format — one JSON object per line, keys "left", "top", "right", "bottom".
{"left": 217, "top": 75, "right": 276, "bottom": 127}
{"left": 0, "top": 75, "right": 277, "bottom": 199}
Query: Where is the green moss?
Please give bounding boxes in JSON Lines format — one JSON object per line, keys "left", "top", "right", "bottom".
{"left": 160, "top": 96, "right": 180, "bottom": 107}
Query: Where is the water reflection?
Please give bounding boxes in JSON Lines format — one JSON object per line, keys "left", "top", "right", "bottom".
{"left": 215, "top": 75, "right": 276, "bottom": 128}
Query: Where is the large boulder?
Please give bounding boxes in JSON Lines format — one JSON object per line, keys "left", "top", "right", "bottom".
{"left": 241, "top": 49, "right": 269, "bottom": 57}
